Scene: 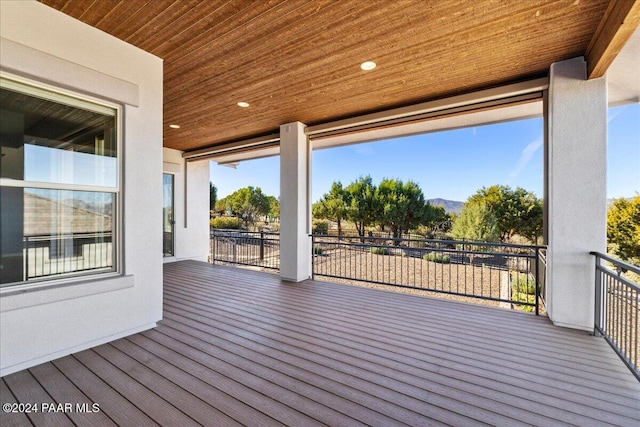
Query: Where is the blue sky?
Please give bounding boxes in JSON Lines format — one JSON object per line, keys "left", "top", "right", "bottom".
{"left": 210, "top": 103, "right": 640, "bottom": 203}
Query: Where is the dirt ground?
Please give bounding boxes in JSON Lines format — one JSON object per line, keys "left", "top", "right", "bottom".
{"left": 312, "top": 246, "right": 538, "bottom": 312}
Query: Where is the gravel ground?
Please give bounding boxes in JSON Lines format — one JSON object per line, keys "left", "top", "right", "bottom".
{"left": 312, "top": 247, "right": 538, "bottom": 311}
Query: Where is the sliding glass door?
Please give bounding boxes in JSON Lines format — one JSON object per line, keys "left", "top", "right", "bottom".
{"left": 162, "top": 174, "right": 174, "bottom": 257}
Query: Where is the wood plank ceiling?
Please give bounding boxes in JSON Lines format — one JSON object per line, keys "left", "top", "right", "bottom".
{"left": 39, "top": 0, "right": 611, "bottom": 152}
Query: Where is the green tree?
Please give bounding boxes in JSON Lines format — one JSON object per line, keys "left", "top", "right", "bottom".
{"left": 422, "top": 204, "right": 450, "bottom": 236}
{"left": 467, "top": 185, "right": 542, "bottom": 243}
{"left": 266, "top": 195, "right": 280, "bottom": 222}
{"left": 313, "top": 181, "right": 350, "bottom": 235}
{"left": 451, "top": 201, "right": 500, "bottom": 242}
{"left": 216, "top": 186, "right": 270, "bottom": 227}
{"left": 215, "top": 197, "right": 229, "bottom": 215}
{"left": 376, "top": 178, "right": 439, "bottom": 239}
{"left": 345, "top": 176, "right": 378, "bottom": 237}
{"left": 607, "top": 195, "right": 640, "bottom": 264}
{"left": 209, "top": 183, "right": 217, "bottom": 214}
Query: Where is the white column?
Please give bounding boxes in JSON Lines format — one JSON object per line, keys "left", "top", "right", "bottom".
{"left": 279, "top": 122, "right": 312, "bottom": 282}
{"left": 546, "top": 57, "right": 607, "bottom": 330}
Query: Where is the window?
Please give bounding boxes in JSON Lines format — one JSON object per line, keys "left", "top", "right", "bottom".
{"left": 0, "top": 77, "right": 119, "bottom": 286}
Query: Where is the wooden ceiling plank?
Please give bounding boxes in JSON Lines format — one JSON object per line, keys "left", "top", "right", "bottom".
{"left": 100, "top": 1, "right": 172, "bottom": 41}
{"left": 40, "top": 0, "right": 69, "bottom": 11}
{"left": 163, "top": 0, "right": 560, "bottom": 102}
{"left": 82, "top": 0, "right": 147, "bottom": 33}
{"left": 162, "top": 0, "right": 319, "bottom": 80}
{"left": 164, "top": 0, "right": 496, "bottom": 103}
{"left": 125, "top": 0, "right": 206, "bottom": 50}
{"left": 79, "top": 0, "right": 126, "bottom": 27}
{"left": 586, "top": 0, "right": 640, "bottom": 79}
{"left": 162, "top": 0, "right": 596, "bottom": 110}
{"left": 89, "top": 1, "right": 156, "bottom": 35}
{"left": 37, "top": 0, "right": 612, "bottom": 151}
{"left": 140, "top": 0, "right": 230, "bottom": 54}
{"left": 58, "top": 0, "right": 91, "bottom": 17}
{"left": 162, "top": 0, "right": 295, "bottom": 65}
{"left": 115, "top": 0, "right": 184, "bottom": 43}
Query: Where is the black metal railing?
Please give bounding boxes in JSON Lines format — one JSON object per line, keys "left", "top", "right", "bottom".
{"left": 210, "top": 229, "right": 280, "bottom": 270}
{"left": 24, "top": 232, "right": 113, "bottom": 280}
{"left": 537, "top": 248, "right": 547, "bottom": 307}
{"left": 591, "top": 252, "right": 639, "bottom": 381}
{"left": 312, "top": 234, "right": 545, "bottom": 313}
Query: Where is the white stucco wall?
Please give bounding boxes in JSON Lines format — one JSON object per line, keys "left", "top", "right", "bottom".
{"left": 163, "top": 148, "right": 210, "bottom": 262}
{"left": 546, "top": 57, "right": 607, "bottom": 331}
{"left": 0, "top": 1, "right": 163, "bottom": 375}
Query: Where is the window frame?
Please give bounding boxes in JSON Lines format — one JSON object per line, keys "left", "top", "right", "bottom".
{"left": 0, "top": 74, "right": 123, "bottom": 289}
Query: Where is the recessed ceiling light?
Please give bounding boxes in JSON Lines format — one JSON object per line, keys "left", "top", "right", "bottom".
{"left": 237, "top": 101, "right": 250, "bottom": 108}
{"left": 360, "top": 61, "right": 377, "bottom": 71}
{"left": 169, "top": 124, "right": 180, "bottom": 129}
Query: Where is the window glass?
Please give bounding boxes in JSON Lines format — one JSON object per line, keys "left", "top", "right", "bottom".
{"left": 22, "top": 189, "right": 115, "bottom": 280}
{"left": 0, "top": 85, "right": 117, "bottom": 186}
{"left": 0, "top": 79, "right": 118, "bottom": 286}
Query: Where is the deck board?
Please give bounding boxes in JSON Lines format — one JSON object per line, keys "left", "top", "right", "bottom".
{"left": 28, "top": 363, "right": 116, "bottom": 427}
{"left": 51, "top": 356, "right": 159, "bottom": 427}
{"left": 3, "top": 370, "right": 73, "bottom": 427}
{"left": 72, "top": 349, "right": 197, "bottom": 426}
{"left": 2, "top": 260, "right": 639, "bottom": 427}
{"left": 91, "top": 343, "right": 241, "bottom": 427}
{"left": 0, "top": 379, "right": 33, "bottom": 427}
{"left": 161, "top": 289, "right": 632, "bottom": 426}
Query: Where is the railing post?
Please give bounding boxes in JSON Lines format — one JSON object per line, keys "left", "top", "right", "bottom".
{"left": 534, "top": 246, "right": 540, "bottom": 316}
{"left": 260, "top": 231, "right": 265, "bottom": 261}
{"left": 24, "top": 236, "right": 29, "bottom": 281}
{"left": 311, "top": 234, "right": 315, "bottom": 280}
{"left": 211, "top": 230, "right": 218, "bottom": 264}
{"left": 233, "top": 236, "right": 237, "bottom": 264}
{"left": 593, "top": 254, "right": 602, "bottom": 337}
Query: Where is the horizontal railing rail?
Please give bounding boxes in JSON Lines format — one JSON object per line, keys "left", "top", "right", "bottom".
{"left": 210, "top": 229, "right": 280, "bottom": 270}
{"left": 591, "top": 251, "right": 639, "bottom": 381}
{"left": 312, "top": 234, "right": 545, "bottom": 313}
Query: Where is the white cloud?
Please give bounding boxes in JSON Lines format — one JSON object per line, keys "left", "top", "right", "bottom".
{"left": 508, "top": 136, "right": 543, "bottom": 181}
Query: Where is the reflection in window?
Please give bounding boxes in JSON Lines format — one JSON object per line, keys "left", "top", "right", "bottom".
{"left": 0, "top": 83, "right": 117, "bottom": 186}
{"left": 19, "top": 189, "right": 114, "bottom": 280}
{"left": 0, "top": 78, "right": 119, "bottom": 286}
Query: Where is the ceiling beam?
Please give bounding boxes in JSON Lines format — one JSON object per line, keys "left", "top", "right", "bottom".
{"left": 586, "top": 0, "right": 640, "bottom": 79}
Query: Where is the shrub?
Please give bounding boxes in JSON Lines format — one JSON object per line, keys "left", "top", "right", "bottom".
{"left": 370, "top": 247, "right": 390, "bottom": 255}
{"left": 312, "top": 220, "right": 329, "bottom": 235}
{"left": 512, "top": 293, "right": 536, "bottom": 312}
{"left": 423, "top": 253, "right": 451, "bottom": 263}
{"left": 510, "top": 273, "right": 536, "bottom": 295}
{"left": 210, "top": 216, "right": 242, "bottom": 229}
{"left": 510, "top": 273, "right": 536, "bottom": 312}
{"left": 313, "top": 245, "right": 323, "bottom": 255}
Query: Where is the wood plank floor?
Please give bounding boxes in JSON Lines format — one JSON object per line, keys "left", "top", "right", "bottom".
{"left": 2, "top": 260, "right": 639, "bottom": 426}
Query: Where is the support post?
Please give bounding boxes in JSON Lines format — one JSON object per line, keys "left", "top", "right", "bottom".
{"left": 279, "top": 122, "right": 311, "bottom": 282}
{"left": 546, "top": 56, "right": 607, "bottom": 330}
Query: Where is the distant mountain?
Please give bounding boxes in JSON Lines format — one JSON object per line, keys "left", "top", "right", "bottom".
{"left": 427, "top": 198, "right": 464, "bottom": 215}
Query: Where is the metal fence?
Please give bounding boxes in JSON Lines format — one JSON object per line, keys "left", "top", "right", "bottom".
{"left": 592, "top": 251, "right": 639, "bottom": 381}
{"left": 210, "top": 229, "right": 280, "bottom": 270}
{"left": 24, "top": 233, "right": 113, "bottom": 280}
{"left": 312, "top": 234, "right": 545, "bottom": 313}
{"left": 537, "top": 248, "right": 547, "bottom": 307}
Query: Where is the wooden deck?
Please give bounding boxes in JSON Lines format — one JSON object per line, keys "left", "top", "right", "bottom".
{"left": 2, "top": 260, "right": 639, "bottom": 426}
